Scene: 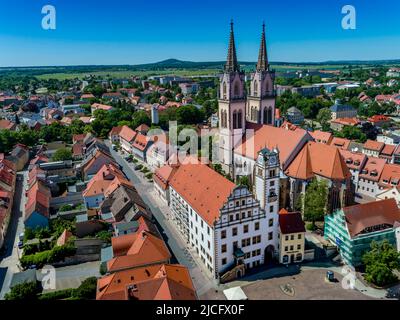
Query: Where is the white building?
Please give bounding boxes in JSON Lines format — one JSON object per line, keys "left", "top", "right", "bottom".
{"left": 167, "top": 160, "right": 278, "bottom": 282}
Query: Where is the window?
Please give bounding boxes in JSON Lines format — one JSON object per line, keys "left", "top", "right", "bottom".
{"left": 268, "top": 232, "right": 273, "bottom": 240}
{"left": 221, "top": 244, "right": 227, "bottom": 253}
{"left": 290, "top": 235, "right": 294, "bottom": 240}
{"left": 298, "top": 234, "right": 302, "bottom": 240}
{"left": 235, "top": 201, "right": 239, "bottom": 207}
{"left": 195, "top": 215, "right": 198, "bottom": 222}
{"left": 232, "top": 227, "right": 237, "bottom": 236}
{"left": 268, "top": 219, "right": 273, "bottom": 227}
{"left": 241, "top": 212, "right": 246, "bottom": 219}
{"left": 195, "top": 227, "right": 198, "bottom": 235}
{"left": 221, "top": 230, "right": 226, "bottom": 239}
{"left": 208, "top": 241, "right": 211, "bottom": 249}
{"left": 269, "top": 181, "right": 275, "bottom": 187}
{"left": 243, "top": 225, "right": 249, "bottom": 233}
{"left": 284, "top": 246, "right": 288, "bottom": 251}
{"left": 297, "top": 244, "right": 301, "bottom": 250}
{"left": 246, "top": 238, "right": 251, "bottom": 246}
{"left": 248, "top": 210, "right": 252, "bottom": 217}
{"left": 201, "top": 234, "right": 204, "bottom": 241}
{"left": 241, "top": 239, "right": 246, "bottom": 247}
{"left": 233, "top": 241, "right": 238, "bottom": 250}
{"left": 201, "top": 220, "right": 203, "bottom": 228}
{"left": 207, "top": 226, "right": 210, "bottom": 235}
{"left": 285, "top": 235, "right": 289, "bottom": 241}
{"left": 269, "top": 206, "right": 274, "bottom": 213}
{"left": 236, "top": 213, "right": 239, "bottom": 220}
{"left": 242, "top": 200, "right": 245, "bottom": 206}
{"left": 255, "top": 222, "right": 260, "bottom": 231}
{"left": 229, "top": 215, "right": 233, "bottom": 222}
{"left": 222, "top": 258, "right": 227, "bottom": 265}
{"left": 290, "top": 245, "right": 294, "bottom": 251}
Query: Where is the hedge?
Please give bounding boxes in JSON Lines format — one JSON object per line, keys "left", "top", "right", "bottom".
{"left": 20, "top": 245, "right": 76, "bottom": 269}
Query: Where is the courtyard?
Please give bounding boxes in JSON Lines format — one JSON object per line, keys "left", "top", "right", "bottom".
{"left": 200, "top": 269, "right": 377, "bottom": 300}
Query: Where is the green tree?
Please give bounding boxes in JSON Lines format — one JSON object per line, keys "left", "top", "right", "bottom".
{"left": 176, "top": 105, "right": 205, "bottom": 125}
{"left": 4, "top": 282, "right": 40, "bottom": 300}
{"left": 131, "top": 110, "right": 151, "bottom": 129}
{"left": 52, "top": 148, "right": 72, "bottom": 161}
{"left": 72, "top": 277, "right": 98, "bottom": 300}
{"left": 237, "top": 176, "right": 252, "bottom": 191}
{"left": 303, "top": 179, "right": 328, "bottom": 227}
{"left": 362, "top": 240, "right": 400, "bottom": 287}
{"left": 316, "top": 108, "right": 332, "bottom": 131}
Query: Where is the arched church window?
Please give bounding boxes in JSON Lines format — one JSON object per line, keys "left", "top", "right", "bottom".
{"left": 222, "top": 82, "right": 227, "bottom": 99}
{"left": 254, "top": 81, "right": 258, "bottom": 96}
{"left": 238, "top": 110, "right": 242, "bottom": 129}
{"left": 267, "top": 107, "right": 273, "bottom": 124}
{"left": 263, "top": 107, "right": 268, "bottom": 124}
{"left": 233, "top": 111, "right": 238, "bottom": 129}
{"left": 234, "top": 82, "right": 240, "bottom": 97}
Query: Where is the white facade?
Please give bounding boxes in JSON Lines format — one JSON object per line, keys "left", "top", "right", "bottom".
{"left": 169, "top": 184, "right": 274, "bottom": 279}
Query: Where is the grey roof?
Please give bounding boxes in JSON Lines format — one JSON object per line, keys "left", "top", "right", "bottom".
{"left": 287, "top": 106, "right": 302, "bottom": 114}
{"left": 101, "top": 246, "right": 113, "bottom": 263}
{"left": 330, "top": 103, "right": 355, "bottom": 113}
{"left": 115, "top": 221, "right": 139, "bottom": 233}
{"left": 10, "top": 270, "right": 37, "bottom": 288}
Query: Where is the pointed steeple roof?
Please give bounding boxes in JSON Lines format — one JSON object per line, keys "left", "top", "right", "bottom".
{"left": 256, "top": 22, "right": 268, "bottom": 72}
{"left": 225, "top": 20, "right": 240, "bottom": 73}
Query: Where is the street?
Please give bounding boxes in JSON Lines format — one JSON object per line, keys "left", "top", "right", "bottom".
{"left": 0, "top": 171, "right": 27, "bottom": 299}
{"left": 107, "top": 142, "right": 218, "bottom": 296}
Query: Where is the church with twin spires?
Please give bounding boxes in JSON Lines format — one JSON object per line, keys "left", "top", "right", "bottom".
{"left": 218, "top": 21, "right": 277, "bottom": 176}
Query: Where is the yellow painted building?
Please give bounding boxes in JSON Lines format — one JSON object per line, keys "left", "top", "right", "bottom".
{"left": 278, "top": 209, "right": 306, "bottom": 264}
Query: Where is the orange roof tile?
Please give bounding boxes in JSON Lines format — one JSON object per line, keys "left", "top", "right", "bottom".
{"left": 107, "top": 231, "right": 171, "bottom": 272}
{"left": 359, "top": 157, "right": 386, "bottom": 182}
{"left": 118, "top": 125, "right": 136, "bottom": 143}
{"left": 329, "top": 137, "right": 351, "bottom": 150}
{"left": 309, "top": 130, "right": 333, "bottom": 144}
{"left": 96, "top": 264, "right": 196, "bottom": 300}
{"left": 339, "top": 149, "right": 367, "bottom": 171}
{"left": 132, "top": 133, "right": 150, "bottom": 151}
{"left": 363, "top": 140, "right": 385, "bottom": 152}
{"left": 235, "top": 124, "right": 310, "bottom": 168}
{"left": 285, "top": 142, "right": 351, "bottom": 180}
{"left": 169, "top": 162, "right": 236, "bottom": 226}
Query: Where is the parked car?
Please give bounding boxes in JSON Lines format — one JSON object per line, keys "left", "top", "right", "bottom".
{"left": 18, "top": 241, "right": 24, "bottom": 249}
{"left": 19, "top": 232, "right": 24, "bottom": 241}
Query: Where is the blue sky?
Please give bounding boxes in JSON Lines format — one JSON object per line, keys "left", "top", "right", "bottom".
{"left": 0, "top": 0, "right": 399, "bottom": 66}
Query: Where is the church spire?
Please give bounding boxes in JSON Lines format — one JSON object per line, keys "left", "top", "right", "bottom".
{"left": 256, "top": 22, "right": 268, "bottom": 71}
{"left": 225, "top": 20, "right": 239, "bottom": 73}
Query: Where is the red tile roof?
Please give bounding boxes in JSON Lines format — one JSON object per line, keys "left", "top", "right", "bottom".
{"left": 235, "top": 124, "right": 309, "bottom": 168}
{"left": 279, "top": 209, "right": 306, "bottom": 234}
{"left": 25, "top": 180, "right": 51, "bottom": 220}
{"left": 381, "top": 144, "right": 395, "bottom": 156}
{"left": 119, "top": 125, "right": 136, "bottom": 143}
{"left": 107, "top": 231, "right": 171, "bottom": 272}
{"left": 285, "top": 142, "right": 351, "bottom": 180}
{"left": 359, "top": 157, "right": 386, "bottom": 182}
{"left": 339, "top": 149, "right": 367, "bottom": 171}
{"left": 329, "top": 137, "right": 351, "bottom": 150}
{"left": 309, "top": 130, "right": 333, "bottom": 144}
{"left": 363, "top": 140, "right": 385, "bottom": 152}
{"left": 169, "top": 162, "right": 236, "bottom": 226}
{"left": 343, "top": 199, "right": 400, "bottom": 238}
{"left": 96, "top": 264, "right": 196, "bottom": 300}
{"left": 132, "top": 133, "right": 150, "bottom": 152}
{"left": 153, "top": 165, "right": 178, "bottom": 190}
